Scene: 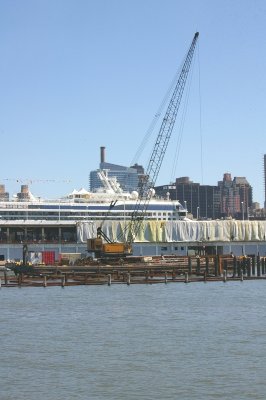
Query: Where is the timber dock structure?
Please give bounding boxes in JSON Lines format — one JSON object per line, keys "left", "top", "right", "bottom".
{"left": 2, "top": 254, "right": 266, "bottom": 288}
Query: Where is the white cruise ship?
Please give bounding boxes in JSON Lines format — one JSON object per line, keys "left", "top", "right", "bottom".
{"left": 1, "top": 178, "right": 266, "bottom": 262}
{"left": 0, "top": 170, "right": 187, "bottom": 222}
{"left": 0, "top": 172, "right": 188, "bottom": 261}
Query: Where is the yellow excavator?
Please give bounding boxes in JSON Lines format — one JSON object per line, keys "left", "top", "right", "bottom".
{"left": 87, "top": 227, "right": 132, "bottom": 258}
{"left": 87, "top": 32, "right": 199, "bottom": 259}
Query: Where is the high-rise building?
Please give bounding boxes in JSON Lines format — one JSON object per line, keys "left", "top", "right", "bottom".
{"left": 218, "top": 173, "right": 252, "bottom": 218}
{"left": 154, "top": 177, "right": 220, "bottom": 219}
{"left": 155, "top": 173, "right": 253, "bottom": 219}
{"left": 264, "top": 154, "right": 266, "bottom": 209}
{"left": 89, "top": 147, "right": 142, "bottom": 193}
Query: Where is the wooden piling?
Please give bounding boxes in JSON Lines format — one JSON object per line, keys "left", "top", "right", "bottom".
{"left": 237, "top": 261, "right": 241, "bottom": 277}
{"left": 233, "top": 256, "right": 237, "bottom": 277}
{"left": 4, "top": 271, "right": 8, "bottom": 285}
{"left": 245, "top": 257, "right": 248, "bottom": 275}
{"left": 214, "top": 256, "right": 219, "bottom": 276}
{"left": 108, "top": 274, "right": 111, "bottom": 286}
{"left": 223, "top": 269, "right": 227, "bottom": 282}
{"left": 185, "top": 272, "right": 189, "bottom": 283}
{"left": 205, "top": 256, "right": 209, "bottom": 275}
{"left": 251, "top": 256, "right": 256, "bottom": 275}
{"left": 247, "top": 258, "right": 251, "bottom": 277}
{"left": 172, "top": 269, "right": 176, "bottom": 281}
{"left": 261, "top": 257, "right": 265, "bottom": 275}
{"left": 18, "top": 273, "right": 22, "bottom": 288}
{"left": 164, "top": 272, "right": 167, "bottom": 284}
{"left": 145, "top": 270, "right": 149, "bottom": 283}
{"left": 257, "top": 255, "right": 261, "bottom": 277}
{"left": 127, "top": 273, "right": 131, "bottom": 286}
{"left": 61, "top": 275, "right": 65, "bottom": 288}
{"left": 196, "top": 257, "right": 201, "bottom": 275}
{"left": 223, "top": 259, "right": 228, "bottom": 276}
{"left": 43, "top": 275, "right": 47, "bottom": 287}
{"left": 188, "top": 257, "right": 192, "bottom": 275}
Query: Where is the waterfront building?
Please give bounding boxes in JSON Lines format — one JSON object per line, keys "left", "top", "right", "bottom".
{"left": 0, "top": 178, "right": 264, "bottom": 261}
{"left": 155, "top": 177, "right": 221, "bottom": 219}
{"left": 2, "top": 218, "right": 266, "bottom": 261}
{"left": 155, "top": 173, "right": 253, "bottom": 220}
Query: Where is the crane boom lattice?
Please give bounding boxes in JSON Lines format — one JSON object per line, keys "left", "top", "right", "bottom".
{"left": 124, "top": 32, "right": 199, "bottom": 244}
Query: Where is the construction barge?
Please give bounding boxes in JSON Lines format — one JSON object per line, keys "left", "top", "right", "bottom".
{"left": 2, "top": 254, "right": 266, "bottom": 288}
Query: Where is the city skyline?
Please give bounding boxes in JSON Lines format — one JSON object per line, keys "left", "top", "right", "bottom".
{"left": 89, "top": 146, "right": 259, "bottom": 213}
{"left": 1, "top": 1, "right": 266, "bottom": 204}
{"left": 2, "top": 155, "right": 262, "bottom": 208}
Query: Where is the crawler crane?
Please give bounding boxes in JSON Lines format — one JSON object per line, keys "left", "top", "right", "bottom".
{"left": 87, "top": 32, "right": 199, "bottom": 258}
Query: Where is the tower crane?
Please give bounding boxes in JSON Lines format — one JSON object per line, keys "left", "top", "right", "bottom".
{"left": 2, "top": 178, "right": 71, "bottom": 184}
{"left": 87, "top": 32, "right": 199, "bottom": 258}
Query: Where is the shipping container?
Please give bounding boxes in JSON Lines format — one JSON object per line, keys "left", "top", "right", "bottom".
{"left": 42, "top": 251, "right": 55, "bottom": 265}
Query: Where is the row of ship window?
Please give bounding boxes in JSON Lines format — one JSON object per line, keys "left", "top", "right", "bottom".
{"left": 0, "top": 211, "right": 176, "bottom": 220}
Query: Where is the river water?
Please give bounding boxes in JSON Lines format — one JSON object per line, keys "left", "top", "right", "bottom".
{"left": 1, "top": 281, "right": 266, "bottom": 400}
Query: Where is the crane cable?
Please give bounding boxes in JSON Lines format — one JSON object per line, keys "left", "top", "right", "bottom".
{"left": 170, "top": 41, "right": 203, "bottom": 183}
{"left": 130, "top": 59, "right": 184, "bottom": 166}
{"left": 117, "top": 33, "right": 199, "bottom": 244}
{"left": 197, "top": 41, "right": 204, "bottom": 185}
{"left": 170, "top": 51, "right": 196, "bottom": 182}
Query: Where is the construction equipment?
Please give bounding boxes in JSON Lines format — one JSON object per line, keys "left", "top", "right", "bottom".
{"left": 87, "top": 229, "right": 132, "bottom": 258}
{"left": 88, "top": 32, "right": 199, "bottom": 258}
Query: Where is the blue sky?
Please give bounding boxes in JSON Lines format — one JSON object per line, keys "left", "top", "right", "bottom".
{"left": 1, "top": 0, "right": 266, "bottom": 205}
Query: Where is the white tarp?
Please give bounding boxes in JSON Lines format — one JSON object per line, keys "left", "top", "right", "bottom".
{"left": 29, "top": 251, "right": 42, "bottom": 264}
{"left": 77, "top": 220, "right": 266, "bottom": 243}
{"left": 77, "top": 221, "right": 97, "bottom": 243}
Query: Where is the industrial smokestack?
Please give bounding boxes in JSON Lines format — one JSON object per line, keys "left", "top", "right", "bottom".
{"left": 100, "top": 146, "right": 106, "bottom": 163}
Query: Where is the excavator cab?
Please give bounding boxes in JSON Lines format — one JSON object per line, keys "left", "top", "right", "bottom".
{"left": 87, "top": 227, "right": 132, "bottom": 258}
